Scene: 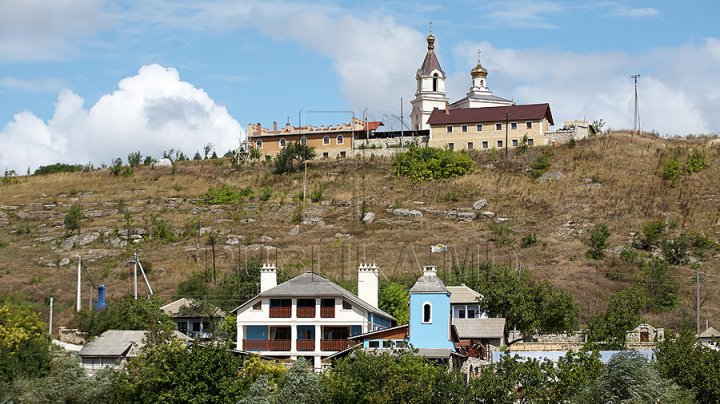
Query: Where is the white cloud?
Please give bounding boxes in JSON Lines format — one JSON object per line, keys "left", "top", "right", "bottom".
{"left": 0, "top": 0, "right": 109, "bottom": 61}
{"left": 611, "top": 6, "right": 661, "bottom": 19}
{"left": 479, "top": 0, "right": 564, "bottom": 29}
{"left": 0, "top": 76, "right": 65, "bottom": 92}
{"left": 447, "top": 38, "right": 720, "bottom": 135}
{"left": 0, "top": 64, "right": 242, "bottom": 172}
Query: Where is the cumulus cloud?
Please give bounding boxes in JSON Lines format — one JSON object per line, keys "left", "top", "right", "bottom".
{"left": 447, "top": 38, "right": 720, "bottom": 135}
{"left": 0, "top": 65, "right": 242, "bottom": 172}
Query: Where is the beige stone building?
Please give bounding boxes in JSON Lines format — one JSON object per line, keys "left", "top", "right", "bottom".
{"left": 247, "top": 118, "right": 382, "bottom": 160}
{"left": 427, "top": 103, "right": 554, "bottom": 151}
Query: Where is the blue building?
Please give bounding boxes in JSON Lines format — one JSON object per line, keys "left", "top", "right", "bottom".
{"left": 408, "top": 265, "right": 455, "bottom": 350}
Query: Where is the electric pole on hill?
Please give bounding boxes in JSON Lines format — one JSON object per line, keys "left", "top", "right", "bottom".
{"left": 632, "top": 74, "right": 641, "bottom": 134}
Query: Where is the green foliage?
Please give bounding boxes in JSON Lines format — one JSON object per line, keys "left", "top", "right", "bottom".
{"left": 642, "top": 219, "right": 666, "bottom": 247}
{"left": 568, "top": 137, "right": 577, "bottom": 148}
{"left": 619, "top": 245, "right": 639, "bottom": 264}
{"left": 2, "top": 170, "right": 19, "bottom": 185}
{"left": 515, "top": 134, "right": 531, "bottom": 155}
{"left": 152, "top": 217, "right": 176, "bottom": 242}
{"left": 577, "top": 350, "right": 692, "bottom": 403}
{"left": 274, "top": 142, "right": 316, "bottom": 174}
{"left": 111, "top": 157, "right": 123, "bottom": 176}
{"left": 127, "top": 151, "right": 142, "bottom": 167}
{"left": 275, "top": 359, "right": 322, "bottom": 404}
{"left": 378, "top": 281, "right": 409, "bottom": 324}
{"left": 529, "top": 154, "right": 551, "bottom": 179}
{"left": 520, "top": 233, "right": 537, "bottom": 248}
{"left": 309, "top": 184, "right": 326, "bottom": 203}
{"left": 660, "top": 237, "right": 687, "bottom": 264}
{"left": 33, "top": 163, "right": 82, "bottom": 176}
{"left": 391, "top": 146, "right": 475, "bottom": 182}
{"left": 656, "top": 330, "right": 720, "bottom": 403}
{"left": 641, "top": 258, "right": 677, "bottom": 311}
{"left": 489, "top": 221, "right": 515, "bottom": 247}
{"left": 63, "top": 203, "right": 83, "bottom": 235}
{"left": 322, "top": 350, "right": 441, "bottom": 403}
{"left": 204, "top": 184, "right": 253, "bottom": 204}
{"left": 590, "top": 119, "right": 605, "bottom": 134}
{"left": 685, "top": 149, "right": 709, "bottom": 173}
{"left": 143, "top": 155, "right": 155, "bottom": 166}
{"left": 662, "top": 155, "right": 681, "bottom": 184}
{"left": 586, "top": 288, "right": 646, "bottom": 349}
{"left": 75, "top": 294, "right": 173, "bottom": 337}
{"left": 587, "top": 223, "right": 610, "bottom": 259}
{"left": 259, "top": 186, "right": 273, "bottom": 202}
{"left": 0, "top": 240, "right": 7, "bottom": 249}
{"left": 0, "top": 304, "right": 52, "bottom": 384}
{"left": 175, "top": 271, "right": 211, "bottom": 299}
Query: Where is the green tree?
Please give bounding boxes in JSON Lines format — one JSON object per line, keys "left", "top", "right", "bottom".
{"left": 204, "top": 143, "right": 214, "bottom": 160}
{"left": 274, "top": 142, "right": 316, "bottom": 174}
{"left": 378, "top": 281, "right": 410, "bottom": 324}
{"left": 193, "top": 151, "right": 202, "bottom": 160}
{"left": 275, "top": 359, "right": 322, "bottom": 403}
{"left": 110, "top": 157, "right": 123, "bottom": 176}
{"left": 529, "top": 154, "right": 551, "bottom": 179}
{"left": 641, "top": 258, "right": 677, "bottom": 311}
{"left": 0, "top": 305, "right": 52, "bottom": 384}
{"left": 64, "top": 203, "right": 84, "bottom": 235}
{"left": 662, "top": 155, "right": 681, "bottom": 185}
{"left": 75, "top": 294, "right": 173, "bottom": 337}
{"left": 587, "top": 223, "right": 610, "bottom": 259}
{"left": 586, "top": 288, "right": 646, "bottom": 349}
{"left": 127, "top": 151, "right": 142, "bottom": 167}
{"left": 391, "top": 146, "right": 475, "bottom": 182}
{"left": 656, "top": 330, "right": 720, "bottom": 403}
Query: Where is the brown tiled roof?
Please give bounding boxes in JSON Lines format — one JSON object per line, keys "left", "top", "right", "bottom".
{"left": 427, "top": 104, "right": 554, "bottom": 126}
{"left": 419, "top": 50, "right": 445, "bottom": 76}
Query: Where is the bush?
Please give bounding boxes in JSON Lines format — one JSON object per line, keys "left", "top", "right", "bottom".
{"left": 529, "top": 154, "right": 550, "bottom": 179}
{"left": 309, "top": 184, "right": 326, "bottom": 203}
{"left": 274, "top": 143, "right": 316, "bottom": 174}
{"left": 642, "top": 220, "right": 665, "bottom": 246}
{"left": 662, "top": 156, "right": 680, "bottom": 184}
{"left": 127, "top": 151, "right": 142, "bottom": 167}
{"left": 392, "top": 146, "right": 475, "bottom": 181}
{"left": 587, "top": 223, "right": 610, "bottom": 259}
{"left": 64, "top": 203, "right": 83, "bottom": 235}
{"left": 152, "top": 218, "right": 176, "bottom": 243}
{"left": 489, "top": 222, "right": 515, "bottom": 247}
{"left": 259, "top": 186, "right": 272, "bottom": 202}
{"left": 204, "top": 185, "right": 253, "bottom": 204}
{"left": 661, "top": 238, "right": 687, "bottom": 265}
{"left": 685, "top": 149, "right": 709, "bottom": 173}
{"left": 520, "top": 233, "right": 537, "bottom": 248}
{"left": 33, "top": 163, "right": 82, "bottom": 176}
{"left": 110, "top": 158, "right": 123, "bottom": 176}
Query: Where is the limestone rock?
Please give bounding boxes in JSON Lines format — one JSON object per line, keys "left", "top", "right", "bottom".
{"left": 288, "top": 225, "right": 300, "bottom": 237}
{"left": 495, "top": 217, "right": 510, "bottom": 223}
{"left": 59, "top": 257, "right": 70, "bottom": 267}
{"left": 472, "top": 199, "right": 487, "bottom": 210}
{"left": 481, "top": 211, "right": 496, "bottom": 218}
{"left": 362, "top": 212, "right": 375, "bottom": 224}
{"left": 393, "top": 208, "right": 422, "bottom": 218}
{"left": 538, "top": 171, "right": 566, "bottom": 183}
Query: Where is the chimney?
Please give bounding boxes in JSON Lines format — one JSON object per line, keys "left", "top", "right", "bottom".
{"left": 422, "top": 265, "right": 438, "bottom": 277}
{"left": 260, "top": 264, "right": 277, "bottom": 293}
{"left": 444, "top": 102, "right": 449, "bottom": 114}
{"left": 357, "top": 263, "right": 379, "bottom": 308}
{"left": 273, "top": 121, "right": 278, "bottom": 132}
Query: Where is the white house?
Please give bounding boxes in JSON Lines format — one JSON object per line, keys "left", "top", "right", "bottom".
{"left": 232, "top": 263, "right": 396, "bottom": 370}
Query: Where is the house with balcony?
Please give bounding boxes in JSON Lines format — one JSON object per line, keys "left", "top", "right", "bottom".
{"left": 160, "top": 297, "right": 226, "bottom": 340}
{"left": 232, "top": 263, "right": 396, "bottom": 369}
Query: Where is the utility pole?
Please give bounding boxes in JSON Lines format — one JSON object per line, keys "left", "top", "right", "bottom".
{"left": 696, "top": 264, "right": 701, "bottom": 334}
{"left": 49, "top": 297, "right": 53, "bottom": 336}
{"left": 632, "top": 74, "right": 641, "bottom": 134}
{"left": 400, "top": 97, "right": 404, "bottom": 148}
{"left": 133, "top": 250, "right": 138, "bottom": 300}
{"left": 76, "top": 255, "right": 82, "bottom": 312}
{"left": 505, "top": 110, "right": 509, "bottom": 159}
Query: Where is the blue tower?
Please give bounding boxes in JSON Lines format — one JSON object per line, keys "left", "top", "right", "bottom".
{"left": 95, "top": 284, "right": 107, "bottom": 310}
{"left": 408, "top": 266, "right": 454, "bottom": 349}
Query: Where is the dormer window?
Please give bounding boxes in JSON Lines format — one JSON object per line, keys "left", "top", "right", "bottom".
{"left": 422, "top": 302, "right": 432, "bottom": 323}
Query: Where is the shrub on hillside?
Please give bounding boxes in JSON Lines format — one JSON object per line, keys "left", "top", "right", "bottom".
{"left": 587, "top": 223, "right": 610, "bottom": 259}
{"left": 529, "top": 154, "right": 551, "bottom": 179}
{"left": 685, "top": 149, "right": 709, "bottom": 173}
{"left": 274, "top": 143, "right": 316, "bottom": 174}
{"left": 204, "top": 185, "right": 253, "bottom": 204}
{"left": 662, "top": 156, "right": 680, "bottom": 184}
{"left": 391, "top": 146, "right": 475, "bottom": 181}
{"left": 33, "top": 163, "right": 82, "bottom": 176}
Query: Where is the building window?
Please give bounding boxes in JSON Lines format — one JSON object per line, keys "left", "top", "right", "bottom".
{"left": 300, "top": 136, "right": 307, "bottom": 146}
{"left": 512, "top": 139, "right": 518, "bottom": 147}
{"left": 527, "top": 138, "right": 534, "bottom": 146}
{"left": 526, "top": 121, "right": 532, "bottom": 129}
{"left": 339, "top": 151, "right": 346, "bottom": 158}
{"left": 458, "top": 308, "right": 466, "bottom": 319}
{"left": 279, "top": 138, "right": 286, "bottom": 148}
{"left": 446, "top": 125, "right": 453, "bottom": 133}
{"left": 422, "top": 303, "right": 432, "bottom": 323}
{"left": 342, "top": 300, "right": 352, "bottom": 310}
{"left": 395, "top": 340, "right": 408, "bottom": 348}
{"left": 467, "top": 142, "right": 474, "bottom": 150}
{"left": 433, "top": 73, "right": 438, "bottom": 92}
{"left": 322, "top": 152, "right": 329, "bottom": 158}
{"left": 382, "top": 340, "right": 393, "bottom": 348}
{"left": 468, "top": 308, "right": 477, "bottom": 318}
{"left": 368, "top": 340, "right": 380, "bottom": 348}
{"left": 255, "top": 139, "right": 263, "bottom": 149}
{"left": 495, "top": 123, "right": 502, "bottom": 131}
{"left": 448, "top": 142, "right": 454, "bottom": 151}
{"left": 336, "top": 135, "right": 344, "bottom": 144}
{"left": 461, "top": 125, "right": 468, "bottom": 132}
{"left": 497, "top": 140, "right": 503, "bottom": 148}
{"left": 511, "top": 122, "right": 518, "bottom": 130}
{"left": 482, "top": 141, "right": 488, "bottom": 149}
{"left": 323, "top": 136, "right": 330, "bottom": 145}
{"left": 476, "top": 124, "right": 483, "bottom": 132}
{"left": 252, "top": 301, "right": 261, "bottom": 310}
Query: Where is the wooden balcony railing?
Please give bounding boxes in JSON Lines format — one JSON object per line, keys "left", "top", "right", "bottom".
{"left": 296, "top": 307, "right": 316, "bottom": 318}
{"left": 320, "top": 339, "right": 353, "bottom": 351}
{"left": 243, "top": 339, "right": 291, "bottom": 351}
{"left": 320, "top": 306, "right": 335, "bottom": 318}
{"left": 269, "top": 307, "right": 291, "bottom": 318}
{"left": 296, "top": 339, "right": 315, "bottom": 351}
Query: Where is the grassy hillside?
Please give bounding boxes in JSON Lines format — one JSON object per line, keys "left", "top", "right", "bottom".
{"left": 1, "top": 131, "right": 719, "bottom": 332}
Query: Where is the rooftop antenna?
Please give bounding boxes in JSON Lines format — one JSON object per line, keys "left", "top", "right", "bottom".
{"left": 632, "top": 74, "right": 641, "bottom": 135}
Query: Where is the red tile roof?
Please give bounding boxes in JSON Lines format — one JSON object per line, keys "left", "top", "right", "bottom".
{"left": 427, "top": 103, "right": 554, "bottom": 126}
{"left": 364, "top": 121, "right": 384, "bottom": 131}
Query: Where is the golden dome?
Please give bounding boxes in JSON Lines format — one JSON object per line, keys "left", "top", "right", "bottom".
{"left": 471, "top": 62, "right": 488, "bottom": 78}
{"left": 426, "top": 33, "right": 435, "bottom": 50}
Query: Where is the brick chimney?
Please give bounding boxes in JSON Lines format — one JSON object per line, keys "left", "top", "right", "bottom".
{"left": 260, "top": 264, "right": 277, "bottom": 293}
{"left": 273, "top": 121, "right": 278, "bottom": 132}
{"left": 444, "top": 102, "right": 449, "bottom": 115}
{"left": 357, "top": 263, "right": 379, "bottom": 308}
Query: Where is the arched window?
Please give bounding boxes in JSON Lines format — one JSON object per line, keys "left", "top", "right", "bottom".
{"left": 336, "top": 135, "right": 344, "bottom": 144}
{"left": 480, "top": 79, "right": 485, "bottom": 87}
{"left": 300, "top": 136, "right": 307, "bottom": 146}
{"left": 279, "top": 138, "right": 286, "bottom": 148}
{"left": 255, "top": 139, "right": 263, "bottom": 149}
{"left": 422, "top": 302, "right": 432, "bottom": 323}
{"left": 432, "top": 73, "right": 439, "bottom": 92}
{"left": 323, "top": 136, "right": 330, "bottom": 145}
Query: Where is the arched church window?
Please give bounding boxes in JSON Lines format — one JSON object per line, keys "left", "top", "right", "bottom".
{"left": 480, "top": 79, "right": 485, "bottom": 87}
{"left": 323, "top": 136, "right": 330, "bottom": 145}
{"left": 279, "top": 138, "right": 286, "bottom": 148}
{"left": 432, "top": 73, "right": 438, "bottom": 92}
{"left": 336, "top": 135, "right": 344, "bottom": 145}
{"left": 422, "top": 303, "right": 432, "bottom": 323}
{"left": 255, "top": 139, "right": 263, "bottom": 149}
{"left": 300, "top": 136, "right": 307, "bottom": 146}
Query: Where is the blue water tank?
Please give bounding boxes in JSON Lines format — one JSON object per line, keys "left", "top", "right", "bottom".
{"left": 95, "top": 284, "right": 107, "bottom": 310}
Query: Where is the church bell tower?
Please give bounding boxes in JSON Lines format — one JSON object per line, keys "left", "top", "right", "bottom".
{"left": 410, "top": 26, "right": 449, "bottom": 131}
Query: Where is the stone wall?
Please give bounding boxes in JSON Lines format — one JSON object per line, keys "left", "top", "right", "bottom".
{"left": 546, "top": 120, "right": 592, "bottom": 144}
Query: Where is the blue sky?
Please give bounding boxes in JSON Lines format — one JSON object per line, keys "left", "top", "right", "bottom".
{"left": 1, "top": 0, "right": 719, "bottom": 171}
